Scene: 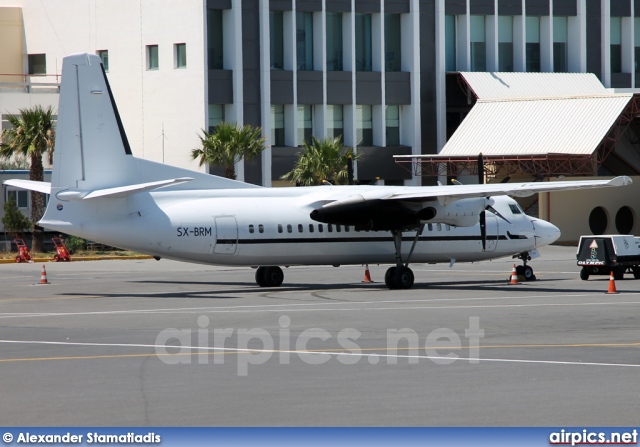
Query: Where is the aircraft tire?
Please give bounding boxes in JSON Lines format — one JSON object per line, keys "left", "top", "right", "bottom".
{"left": 263, "top": 266, "right": 284, "bottom": 287}
{"left": 255, "top": 267, "right": 267, "bottom": 287}
{"left": 395, "top": 266, "right": 415, "bottom": 289}
{"left": 522, "top": 265, "right": 535, "bottom": 281}
{"left": 385, "top": 267, "right": 397, "bottom": 289}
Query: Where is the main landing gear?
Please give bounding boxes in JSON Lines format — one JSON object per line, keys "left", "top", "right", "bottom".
{"left": 513, "top": 252, "right": 536, "bottom": 281}
{"left": 255, "top": 266, "right": 284, "bottom": 287}
{"left": 384, "top": 226, "right": 423, "bottom": 290}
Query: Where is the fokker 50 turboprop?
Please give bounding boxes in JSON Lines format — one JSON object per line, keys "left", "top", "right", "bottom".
{"left": 4, "top": 54, "right": 632, "bottom": 289}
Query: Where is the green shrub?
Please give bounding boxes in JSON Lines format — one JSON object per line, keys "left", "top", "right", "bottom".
{"left": 65, "top": 236, "right": 87, "bottom": 254}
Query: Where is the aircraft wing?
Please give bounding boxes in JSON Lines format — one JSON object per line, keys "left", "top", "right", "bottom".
{"left": 323, "top": 176, "right": 632, "bottom": 208}
{"left": 310, "top": 176, "right": 632, "bottom": 231}
{"left": 384, "top": 176, "right": 632, "bottom": 206}
{"left": 3, "top": 179, "right": 52, "bottom": 194}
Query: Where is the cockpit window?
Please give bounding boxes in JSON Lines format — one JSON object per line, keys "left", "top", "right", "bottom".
{"left": 509, "top": 204, "right": 523, "bottom": 215}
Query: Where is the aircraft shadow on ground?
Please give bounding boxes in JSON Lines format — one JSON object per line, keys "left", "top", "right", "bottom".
{"left": 57, "top": 277, "right": 638, "bottom": 299}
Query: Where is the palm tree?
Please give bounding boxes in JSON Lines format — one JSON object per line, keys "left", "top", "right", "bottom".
{"left": 0, "top": 105, "right": 55, "bottom": 252}
{"left": 191, "top": 122, "right": 267, "bottom": 180}
{"left": 281, "top": 136, "right": 359, "bottom": 186}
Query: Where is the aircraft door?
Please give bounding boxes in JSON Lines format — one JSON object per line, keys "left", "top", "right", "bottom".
{"left": 214, "top": 216, "right": 238, "bottom": 255}
{"left": 485, "top": 214, "right": 498, "bottom": 252}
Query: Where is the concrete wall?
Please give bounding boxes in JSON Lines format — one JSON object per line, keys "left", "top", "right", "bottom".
{"left": 540, "top": 176, "right": 640, "bottom": 244}
{"left": 0, "top": 7, "right": 24, "bottom": 83}
{"left": 0, "top": 0, "right": 207, "bottom": 172}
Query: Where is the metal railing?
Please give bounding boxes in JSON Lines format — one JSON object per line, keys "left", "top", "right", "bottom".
{"left": 0, "top": 73, "right": 61, "bottom": 93}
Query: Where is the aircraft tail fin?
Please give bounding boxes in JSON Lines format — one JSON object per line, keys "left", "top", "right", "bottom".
{"left": 50, "top": 53, "right": 258, "bottom": 194}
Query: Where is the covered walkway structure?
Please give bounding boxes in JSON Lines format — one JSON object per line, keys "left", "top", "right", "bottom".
{"left": 396, "top": 72, "right": 640, "bottom": 179}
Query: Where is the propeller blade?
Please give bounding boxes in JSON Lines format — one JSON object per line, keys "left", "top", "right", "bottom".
{"left": 480, "top": 210, "right": 486, "bottom": 251}
{"left": 477, "top": 153, "right": 484, "bottom": 185}
{"left": 487, "top": 205, "right": 511, "bottom": 224}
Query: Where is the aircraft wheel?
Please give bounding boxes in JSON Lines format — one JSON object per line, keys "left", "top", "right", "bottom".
{"left": 385, "top": 267, "right": 397, "bottom": 289}
{"left": 579, "top": 267, "right": 590, "bottom": 281}
{"left": 263, "top": 266, "right": 284, "bottom": 287}
{"left": 395, "top": 266, "right": 415, "bottom": 290}
{"left": 255, "top": 267, "right": 267, "bottom": 287}
{"left": 522, "top": 265, "right": 535, "bottom": 281}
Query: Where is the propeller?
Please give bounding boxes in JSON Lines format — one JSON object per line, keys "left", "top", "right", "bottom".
{"left": 478, "top": 154, "right": 487, "bottom": 251}
{"left": 478, "top": 154, "right": 512, "bottom": 250}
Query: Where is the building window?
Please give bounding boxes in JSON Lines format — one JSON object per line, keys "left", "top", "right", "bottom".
{"left": 386, "top": 106, "right": 400, "bottom": 146}
{"left": 271, "top": 105, "right": 285, "bottom": 146}
{"left": 355, "top": 13, "right": 372, "bottom": 71}
{"left": 7, "top": 190, "right": 29, "bottom": 209}
{"left": 498, "top": 16, "right": 513, "bottom": 72}
{"left": 28, "top": 54, "right": 46, "bottom": 75}
{"left": 207, "top": 9, "right": 223, "bottom": 69}
{"left": 470, "top": 16, "right": 486, "bottom": 71}
{"left": 526, "top": 16, "right": 541, "bottom": 72}
{"left": 445, "top": 15, "right": 456, "bottom": 72}
{"left": 297, "top": 105, "right": 313, "bottom": 145}
{"left": 553, "top": 17, "right": 568, "bottom": 72}
{"left": 146, "top": 45, "right": 159, "bottom": 70}
{"left": 611, "top": 17, "right": 622, "bottom": 74}
{"left": 356, "top": 105, "right": 373, "bottom": 146}
{"left": 175, "top": 43, "right": 187, "bottom": 68}
{"left": 327, "top": 105, "right": 343, "bottom": 141}
{"left": 326, "top": 12, "right": 343, "bottom": 71}
{"left": 385, "top": 14, "right": 401, "bottom": 72}
{"left": 208, "top": 104, "right": 224, "bottom": 132}
{"left": 97, "top": 50, "right": 109, "bottom": 72}
{"left": 270, "top": 11, "right": 284, "bottom": 70}
{"left": 297, "top": 12, "right": 313, "bottom": 70}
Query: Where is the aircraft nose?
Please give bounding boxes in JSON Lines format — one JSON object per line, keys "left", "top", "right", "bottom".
{"left": 535, "top": 219, "right": 561, "bottom": 246}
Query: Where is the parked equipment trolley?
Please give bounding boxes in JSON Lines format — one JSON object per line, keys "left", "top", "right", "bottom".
{"left": 52, "top": 236, "right": 71, "bottom": 262}
{"left": 577, "top": 235, "right": 640, "bottom": 280}
{"left": 14, "top": 238, "right": 32, "bottom": 263}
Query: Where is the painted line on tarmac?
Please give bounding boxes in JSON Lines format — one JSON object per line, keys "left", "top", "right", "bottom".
{"left": 1, "top": 295, "right": 640, "bottom": 319}
{"left": 0, "top": 339, "right": 638, "bottom": 369}
{"left": 0, "top": 293, "right": 599, "bottom": 318}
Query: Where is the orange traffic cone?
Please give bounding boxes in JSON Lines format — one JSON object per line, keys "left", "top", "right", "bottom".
{"left": 39, "top": 264, "right": 50, "bottom": 285}
{"left": 606, "top": 271, "right": 618, "bottom": 294}
{"left": 509, "top": 264, "right": 519, "bottom": 285}
{"left": 362, "top": 264, "right": 373, "bottom": 283}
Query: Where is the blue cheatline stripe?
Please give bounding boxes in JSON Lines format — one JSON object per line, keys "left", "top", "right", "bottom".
{"left": 232, "top": 235, "right": 510, "bottom": 245}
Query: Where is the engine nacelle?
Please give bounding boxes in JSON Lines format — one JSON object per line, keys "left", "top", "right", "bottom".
{"left": 418, "top": 197, "right": 492, "bottom": 227}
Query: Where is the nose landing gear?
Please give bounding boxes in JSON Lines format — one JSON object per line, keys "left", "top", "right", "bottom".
{"left": 513, "top": 252, "right": 536, "bottom": 281}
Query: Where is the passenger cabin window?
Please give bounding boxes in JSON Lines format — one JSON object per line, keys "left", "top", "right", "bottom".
{"left": 318, "top": 224, "right": 324, "bottom": 233}
{"left": 427, "top": 223, "right": 433, "bottom": 231}
{"left": 344, "top": 226, "right": 350, "bottom": 232}
{"left": 509, "top": 204, "right": 522, "bottom": 214}
{"left": 328, "top": 224, "right": 333, "bottom": 232}
{"left": 437, "top": 223, "right": 442, "bottom": 231}
{"left": 249, "top": 225, "right": 255, "bottom": 234}
{"left": 336, "top": 225, "right": 341, "bottom": 233}
{"left": 298, "top": 224, "right": 304, "bottom": 233}
{"left": 278, "top": 224, "right": 283, "bottom": 233}
{"left": 287, "top": 224, "right": 293, "bottom": 233}
{"left": 259, "top": 224, "right": 264, "bottom": 233}
{"left": 309, "top": 224, "right": 314, "bottom": 233}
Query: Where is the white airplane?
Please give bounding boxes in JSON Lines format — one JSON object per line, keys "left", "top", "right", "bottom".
{"left": 4, "top": 53, "right": 633, "bottom": 289}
